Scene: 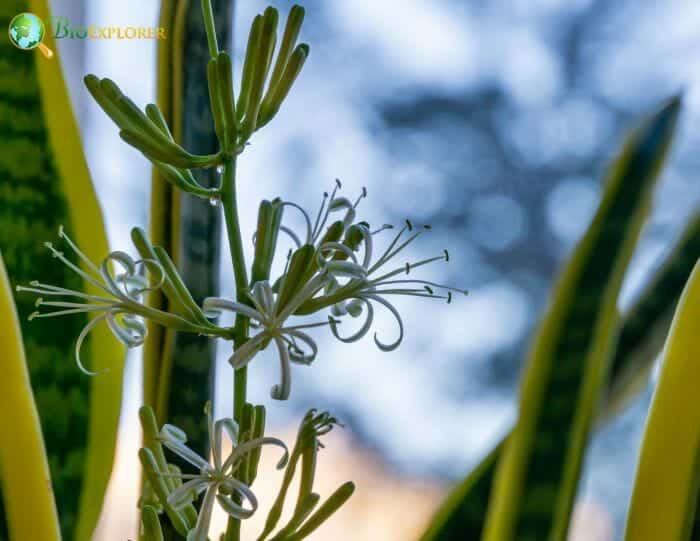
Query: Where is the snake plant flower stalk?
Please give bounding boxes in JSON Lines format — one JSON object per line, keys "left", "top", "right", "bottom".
{"left": 15, "top": 227, "right": 221, "bottom": 374}
{"left": 157, "top": 403, "right": 288, "bottom": 541}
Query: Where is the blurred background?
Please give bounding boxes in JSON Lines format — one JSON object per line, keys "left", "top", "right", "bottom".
{"left": 50, "top": 0, "right": 700, "bottom": 539}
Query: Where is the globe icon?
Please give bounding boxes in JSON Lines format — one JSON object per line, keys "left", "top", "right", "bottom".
{"left": 8, "top": 13, "right": 45, "bottom": 50}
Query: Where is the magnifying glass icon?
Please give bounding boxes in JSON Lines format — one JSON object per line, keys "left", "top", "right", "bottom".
{"left": 8, "top": 12, "right": 54, "bottom": 59}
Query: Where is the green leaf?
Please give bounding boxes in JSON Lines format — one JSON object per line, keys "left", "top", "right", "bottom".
{"left": 481, "top": 97, "right": 680, "bottom": 541}
{"left": 605, "top": 209, "right": 700, "bottom": 416}
{"left": 0, "top": 251, "right": 61, "bottom": 541}
{"left": 624, "top": 260, "right": 700, "bottom": 540}
{"left": 0, "top": 0, "right": 125, "bottom": 538}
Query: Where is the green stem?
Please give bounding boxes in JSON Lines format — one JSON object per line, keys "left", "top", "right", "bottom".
{"left": 221, "top": 157, "right": 248, "bottom": 307}
{"left": 221, "top": 155, "right": 250, "bottom": 541}
{"left": 201, "top": 0, "right": 219, "bottom": 59}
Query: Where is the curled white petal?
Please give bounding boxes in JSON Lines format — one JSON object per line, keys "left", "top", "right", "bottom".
{"left": 213, "top": 418, "right": 240, "bottom": 471}
{"left": 106, "top": 312, "right": 146, "bottom": 348}
{"left": 323, "top": 260, "right": 367, "bottom": 279}
{"left": 270, "top": 336, "right": 291, "bottom": 400}
{"left": 167, "top": 477, "right": 208, "bottom": 510}
{"left": 224, "top": 436, "right": 289, "bottom": 473}
{"left": 364, "top": 294, "right": 404, "bottom": 352}
{"left": 251, "top": 281, "right": 276, "bottom": 316}
{"left": 187, "top": 484, "right": 217, "bottom": 541}
{"left": 331, "top": 302, "right": 348, "bottom": 317}
{"left": 228, "top": 333, "right": 268, "bottom": 369}
{"left": 75, "top": 313, "right": 109, "bottom": 375}
{"left": 277, "top": 273, "right": 329, "bottom": 321}
{"left": 202, "top": 297, "right": 262, "bottom": 321}
{"left": 216, "top": 478, "right": 258, "bottom": 519}
{"left": 100, "top": 250, "right": 137, "bottom": 300}
{"left": 317, "top": 242, "right": 358, "bottom": 265}
{"left": 161, "top": 423, "right": 188, "bottom": 443}
{"left": 125, "top": 258, "right": 165, "bottom": 298}
{"left": 285, "top": 329, "right": 318, "bottom": 365}
{"left": 330, "top": 298, "right": 373, "bottom": 343}
{"left": 160, "top": 438, "right": 210, "bottom": 472}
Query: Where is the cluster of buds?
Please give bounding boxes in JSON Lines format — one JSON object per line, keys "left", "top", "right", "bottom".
{"left": 82, "top": 4, "right": 309, "bottom": 204}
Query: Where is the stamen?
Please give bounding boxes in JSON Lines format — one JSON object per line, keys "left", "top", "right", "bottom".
{"left": 16, "top": 283, "right": 114, "bottom": 303}
{"left": 370, "top": 224, "right": 392, "bottom": 237}
{"left": 353, "top": 187, "right": 367, "bottom": 209}
{"left": 44, "top": 241, "right": 111, "bottom": 295}
{"left": 311, "top": 191, "right": 330, "bottom": 242}
{"left": 368, "top": 221, "right": 427, "bottom": 275}
{"left": 373, "top": 279, "right": 468, "bottom": 296}
{"left": 58, "top": 226, "right": 103, "bottom": 278}
{"left": 370, "top": 254, "right": 448, "bottom": 284}
{"left": 313, "top": 181, "right": 343, "bottom": 241}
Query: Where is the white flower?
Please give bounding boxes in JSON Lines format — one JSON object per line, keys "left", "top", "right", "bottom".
{"left": 279, "top": 182, "right": 468, "bottom": 351}
{"left": 203, "top": 278, "right": 336, "bottom": 400}
{"left": 16, "top": 227, "right": 218, "bottom": 374}
{"left": 158, "top": 403, "right": 288, "bottom": 541}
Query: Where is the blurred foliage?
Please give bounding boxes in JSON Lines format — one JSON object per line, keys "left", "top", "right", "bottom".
{"left": 145, "top": 0, "right": 231, "bottom": 461}
{"left": 0, "top": 251, "right": 61, "bottom": 541}
{"left": 423, "top": 98, "right": 684, "bottom": 540}
{"left": 624, "top": 260, "right": 700, "bottom": 540}
{"left": 0, "top": 0, "right": 123, "bottom": 539}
